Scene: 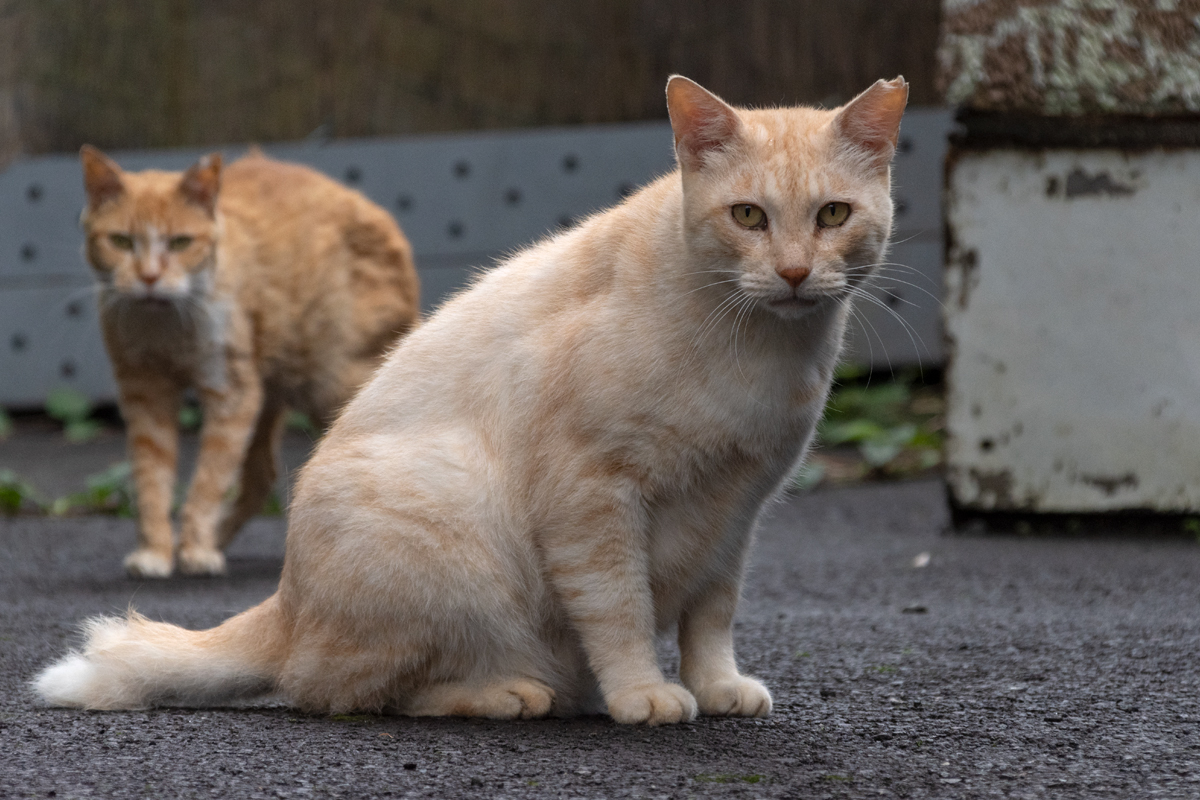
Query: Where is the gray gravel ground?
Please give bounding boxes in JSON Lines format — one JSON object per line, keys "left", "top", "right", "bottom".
{"left": 3, "top": 478, "right": 1200, "bottom": 799}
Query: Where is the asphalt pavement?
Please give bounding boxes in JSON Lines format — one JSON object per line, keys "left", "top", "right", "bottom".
{"left": 3, "top": 478, "right": 1200, "bottom": 799}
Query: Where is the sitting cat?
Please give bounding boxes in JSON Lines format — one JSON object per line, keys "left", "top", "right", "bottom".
{"left": 38, "top": 75, "right": 906, "bottom": 723}
{"left": 77, "top": 147, "right": 420, "bottom": 578}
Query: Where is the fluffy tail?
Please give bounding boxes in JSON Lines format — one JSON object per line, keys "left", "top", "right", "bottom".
{"left": 34, "top": 595, "right": 286, "bottom": 710}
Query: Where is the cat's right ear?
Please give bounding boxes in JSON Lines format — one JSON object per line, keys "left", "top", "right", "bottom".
{"left": 80, "top": 145, "right": 125, "bottom": 209}
{"left": 179, "top": 153, "right": 223, "bottom": 215}
{"left": 666, "top": 76, "right": 743, "bottom": 172}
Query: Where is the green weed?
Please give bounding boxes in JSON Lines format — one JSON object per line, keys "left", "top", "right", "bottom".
{"left": 45, "top": 387, "right": 103, "bottom": 443}
{"left": 0, "top": 469, "right": 44, "bottom": 514}
{"left": 794, "top": 370, "right": 944, "bottom": 490}
{"left": 178, "top": 404, "right": 202, "bottom": 431}
{"left": 287, "top": 411, "right": 320, "bottom": 438}
{"left": 52, "top": 462, "right": 136, "bottom": 517}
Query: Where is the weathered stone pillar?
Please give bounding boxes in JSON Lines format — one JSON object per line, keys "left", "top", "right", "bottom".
{"left": 939, "top": 0, "right": 1200, "bottom": 512}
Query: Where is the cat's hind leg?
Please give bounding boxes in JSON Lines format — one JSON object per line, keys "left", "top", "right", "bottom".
{"left": 403, "top": 678, "right": 556, "bottom": 720}
{"left": 216, "top": 400, "right": 285, "bottom": 550}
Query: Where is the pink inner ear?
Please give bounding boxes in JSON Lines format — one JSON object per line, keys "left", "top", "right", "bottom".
{"left": 667, "top": 76, "right": 742, "bottom": 170}
{"left": 836, "top": 78, "right": 909, "bottom": 158}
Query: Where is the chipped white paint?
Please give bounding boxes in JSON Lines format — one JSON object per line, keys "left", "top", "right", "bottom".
{"left": 945, "top": 148, "right": 1200, "bottom": 512}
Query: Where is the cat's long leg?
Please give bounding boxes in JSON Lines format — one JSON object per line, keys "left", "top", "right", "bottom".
{"left": 117, "top": 374, "right": 183, "bottom": 578}
{"left": 216, "top": 399, "right": 285, "bottom": 550}
{"left": 678, "top": 578, "right": 772, "bottom": 717}
{"left": 542, "top": 484, "right": 698, "bottom": 725}
{"left": 402, "top": 677, "right": 555, "bottom": 720}
{"left": 178, "top": 359, "right": 263, "bottom": 575}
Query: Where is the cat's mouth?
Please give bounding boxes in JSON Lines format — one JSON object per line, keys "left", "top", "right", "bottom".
{"left": 767, "top": 296, "right": 819, "bottom": 310}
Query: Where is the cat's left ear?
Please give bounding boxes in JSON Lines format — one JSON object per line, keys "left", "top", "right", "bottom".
{"left": 834, "top": 77, "right": 909, "bottom": 170}
{"left": 666, "top": 75, "right": 743, "bottom": 172}
{"left": 179, "top": 153, "right": 223, "bottom": 215}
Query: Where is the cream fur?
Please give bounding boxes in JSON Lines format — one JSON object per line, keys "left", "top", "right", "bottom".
{"left": 35, "top": 76, "right": 908, "bottom": 725}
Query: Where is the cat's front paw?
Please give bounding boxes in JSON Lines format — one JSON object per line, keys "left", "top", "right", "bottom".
{"left": 693, "top": 676, "right": 772, "bottom": 718}
{"left": 177, "top": 546, "right": 226, "bottom": 576}
{"left": 123, "top": 548, "right": 174, "bottom": 579}
{"left": 607, "top": 683, "right": 698, "bottom": 726}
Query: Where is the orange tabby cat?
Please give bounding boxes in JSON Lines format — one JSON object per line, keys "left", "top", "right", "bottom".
{"left": 38, "top": 76, "right": 906, "bottom": 723}
{"left": 77, "top": 147, "right": 419, "bottom": 578}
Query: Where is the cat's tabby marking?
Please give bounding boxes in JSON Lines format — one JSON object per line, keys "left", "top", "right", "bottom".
{"left": 39, "top": 76, "right": 906, "bottom": 723}
{"left": 78, "top": 148, "right": 420, "bottom": 578}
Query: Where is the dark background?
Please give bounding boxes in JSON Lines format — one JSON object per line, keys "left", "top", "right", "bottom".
{"left": 0, "top": 0, "right": 943, "bottom": 163}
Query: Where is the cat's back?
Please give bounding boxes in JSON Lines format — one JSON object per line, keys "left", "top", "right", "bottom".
{"left": 219, "top": 153, "right": 404, "bottom": 246}
{"left": 216, "top": 152, "right": 420, "bottom": 398}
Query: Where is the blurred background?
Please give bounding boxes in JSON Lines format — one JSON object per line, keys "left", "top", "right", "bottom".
{"left": 0, "top": 0, "right": 942, "bottom": 161}
{"left": 2, "top": 0, "right": 1197, "bottom": 524}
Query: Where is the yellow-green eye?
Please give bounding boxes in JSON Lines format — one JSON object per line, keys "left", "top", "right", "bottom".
{"left": 108, "top": 233, "right": 134, "bottom": 250}
{"left": 732, "top": 204, "right": 767, "bottom": 229}
{"left": 817, "top": 202, "right": 851, "bottom": 228}
{"left": 168, "top": 235, "right": 194, "bottom": 251}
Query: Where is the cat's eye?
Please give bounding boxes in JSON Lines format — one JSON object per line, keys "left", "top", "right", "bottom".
{"left": 817, "top": 202, "right": 851, "bottom": 228}
{"left": 108, "top": 233, "right": 134, "bottom": 250}
{"left": 732, "top": 204, "right": 767, "bottom": 229}
{"left": 168, "top": 235, "right": 194, "bottom": 251}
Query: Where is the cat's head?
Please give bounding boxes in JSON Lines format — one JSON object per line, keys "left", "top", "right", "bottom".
{"left": 80, "top": 146, "right": 222, "bottom": 301}
{"left": 666, "top": 75, "right": 907, "bottom": 320}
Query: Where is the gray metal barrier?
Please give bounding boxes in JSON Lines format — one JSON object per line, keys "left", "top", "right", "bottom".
{"left": 0, "top": 111, "right": 951, "bottom": 407}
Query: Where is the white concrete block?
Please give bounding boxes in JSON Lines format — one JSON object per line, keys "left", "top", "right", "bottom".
{"left": 945, "top": 148, "right": 1200, "bottom": 512}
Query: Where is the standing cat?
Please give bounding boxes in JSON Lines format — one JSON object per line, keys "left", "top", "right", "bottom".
{"left": 38, "top": 76, "right": 906, "bottom": 723}
{"left": 77, "top": 147, "right": 420, "bottom": 578}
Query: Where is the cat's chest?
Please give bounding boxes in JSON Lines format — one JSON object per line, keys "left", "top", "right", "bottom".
{"left": 102, "top": 299, "right": 231, "bottom": 389}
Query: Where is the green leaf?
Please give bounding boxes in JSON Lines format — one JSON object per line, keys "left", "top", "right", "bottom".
{"left": 860, "top": 440, "right": 904, "bottom": 467}
{"left": 791, "top": 461, "right": 825, "bottom": 492}
{"left": 178, "top": 405, "right": 202, "bottom": 431}
{"left": 262, "top": 490, "right": 284, "bottom": 516}
{"left": 0, "top": 468, "right": 42, "bottom": 514}
{"left": 820, "top": 419, "right": 887, "bottom": 445}
{"left": 59, "top": 462, "right": 137, "bottom": 516}
{"left": 45, "top": 387, "right": 92, "bottom": 424}
{"left": 286, "top": 411, "right": 320, "bottom": 438}
{"left": 64, "top": 419, "right": 102, "bottom": 443}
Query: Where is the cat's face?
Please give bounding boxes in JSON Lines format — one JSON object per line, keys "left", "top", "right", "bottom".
{"left": 668, "top": 77, "right": 907, "bottom": 321}
{"left": 80, "top": 146, "right": 222, "bottom": 301}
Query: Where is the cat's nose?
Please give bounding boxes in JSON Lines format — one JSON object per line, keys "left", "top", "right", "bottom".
{"left": 777, "top": 266, "right": 811, "bottom": 289}
{"left": 140, "top": 270, "right": 161, "bottom": 287}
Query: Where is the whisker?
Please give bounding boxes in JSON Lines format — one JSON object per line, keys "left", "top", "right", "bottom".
{"left": 843, "top": 285, "right": 930, "bottom": 376}
{"left": 682, "top": 277, "right": 745, "bottom": 297}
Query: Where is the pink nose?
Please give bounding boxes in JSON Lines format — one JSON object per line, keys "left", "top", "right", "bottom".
{"left": 140, "top": 270, "right": 161, "bottom": 287}
{"left": 777, "top": 266, "right": 811, "bottom": 289}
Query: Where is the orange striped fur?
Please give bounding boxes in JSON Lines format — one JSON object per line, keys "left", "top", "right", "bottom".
{"left": 78, "top": 148, "right": 420, "bottom": 578}
{"left": 39, "top": 76, "right": 906, "bottom": 724}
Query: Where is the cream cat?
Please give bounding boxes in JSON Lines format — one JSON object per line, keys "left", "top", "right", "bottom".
{"left": 78, "top": 148, "right": 420, "bottom": 579}
{"left": 37, "top": 75, "right": 907, "bottom": 724}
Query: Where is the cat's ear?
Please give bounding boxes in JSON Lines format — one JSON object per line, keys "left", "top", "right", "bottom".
{"left": 80, "top": 145, "right": 125, "bottom": 209}
{"left": 834, "top": 77, "right": 908, "bottom": 169}
{"left": 666, "top": 75, "right": 743, "bottom": 172}
{"left": 179, "top": 153, "right": 223, "bottom": 215}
